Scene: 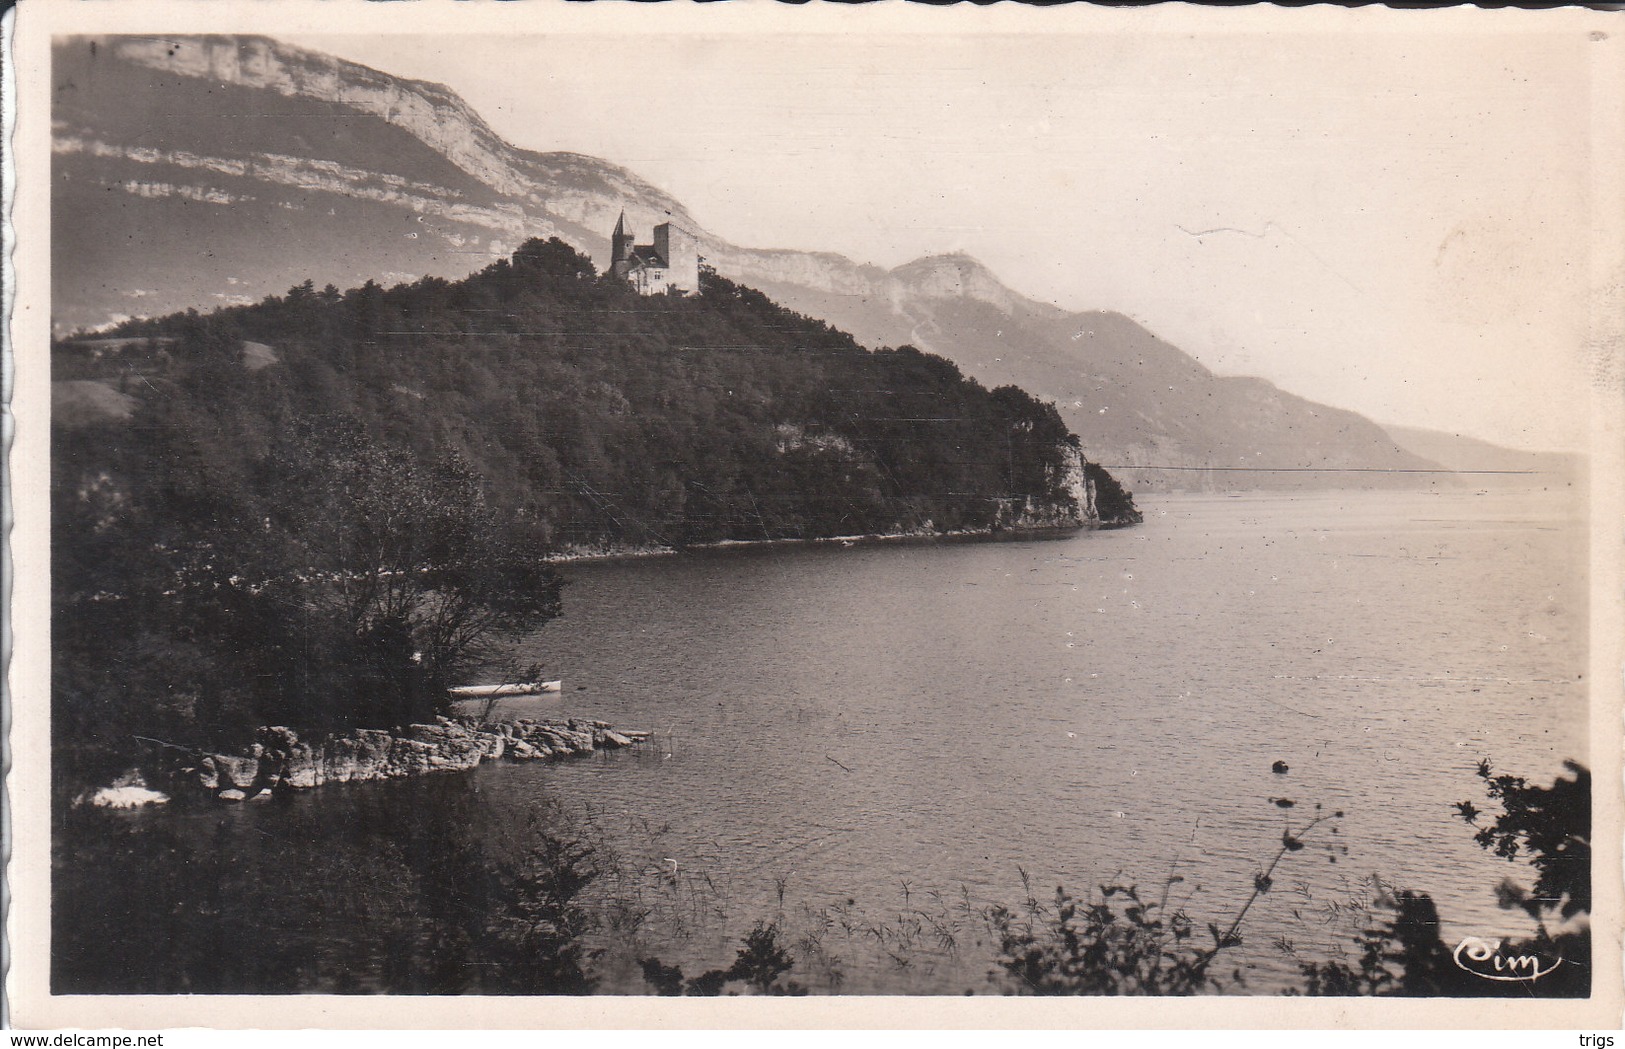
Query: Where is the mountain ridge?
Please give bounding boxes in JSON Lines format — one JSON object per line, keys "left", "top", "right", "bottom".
{"left": 54, "top": 33, "right": 1446, "bottom": 490}
{"left": 1385, "top": 425, "right": 1584, "bottom": 486}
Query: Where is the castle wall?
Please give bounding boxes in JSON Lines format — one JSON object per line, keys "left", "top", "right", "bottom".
{"left": 653, "top": 223, "right": 701, "bottom": 294}
{"left": 630, "top": 265, "right": 669, "bottom": 295}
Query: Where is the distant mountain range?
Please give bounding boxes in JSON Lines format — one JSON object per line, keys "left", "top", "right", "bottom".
{"left": 54, "top": 34, "right": 1462, "bottom": 491}
{"left": 1384, "top": 425, "right": 1584, "bottom": 488}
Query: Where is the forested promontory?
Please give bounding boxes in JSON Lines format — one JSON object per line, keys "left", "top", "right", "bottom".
{"left": 53, "top": 239, "right": 1138, "bottom": 794}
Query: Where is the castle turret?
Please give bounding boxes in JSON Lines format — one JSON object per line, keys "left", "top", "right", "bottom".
{"left": 611, "top": 211, "right": 635, "bottom": 278}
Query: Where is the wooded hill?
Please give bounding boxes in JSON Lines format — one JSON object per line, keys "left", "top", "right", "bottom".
{"left": 52, "top": 241, "right": 1136, "bottom": 789}
{"left": 71, "top": 239, "right": 1134, "bottom": 549}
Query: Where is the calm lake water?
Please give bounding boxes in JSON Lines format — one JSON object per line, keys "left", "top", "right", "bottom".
{"left": 56, "top": 485, "right": 1590, "bottom": 995}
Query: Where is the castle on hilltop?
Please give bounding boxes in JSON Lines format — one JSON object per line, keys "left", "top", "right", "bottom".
{"left": 609, "top": 212, "right": 700, "bottom": 296}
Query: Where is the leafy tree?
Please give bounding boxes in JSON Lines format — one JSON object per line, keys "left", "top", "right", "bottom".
{"left": 52, "top": 407, "right": 564, "bottom": 791}
{"left": 479, "top": 832, "right": 602, "bottom": 994}
{"left": 728, "top": 922, "right": 798, "bottom": 993}
{"left": 990, "top": 882, "right": 1214, "bottom": 995}
{"left": 513, "top": 236, "right": 598, "bottom": 282}
{"left": 1086, "top": 461, "right": 1142, "bottom": 527}
{"left": 54, "top": 780, "right": 604, "bottom": 994}
{"left": 637, "top": 921, "right": 802, "bottom": 996}
{"left": 1461, "top": 758, "right": 1589, "bottom": 920}
{"left": 1298, "top": 760, "right": 1590, "bottom": 997}
{"left": 259, "top": 422, "right": 564, "bottom": 722}
{"left": 992, "top": 807, "right": 1341, "bottom": 995}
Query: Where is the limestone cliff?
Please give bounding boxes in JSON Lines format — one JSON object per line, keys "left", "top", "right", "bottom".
{"left": 989, "top": 443, "right": 1145, "bottom": 532}
{"left": 55, "top": 34, "right": 1444, "bottom": 491}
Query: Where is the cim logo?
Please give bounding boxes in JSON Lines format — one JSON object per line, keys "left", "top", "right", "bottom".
{"left": 1452, "top": 936, "right": 1563, "bottom": 983}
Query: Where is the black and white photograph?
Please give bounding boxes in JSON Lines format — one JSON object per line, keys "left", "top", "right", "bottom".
{"left": 8, "top": 1, "right": 1623, "bottom": 1029}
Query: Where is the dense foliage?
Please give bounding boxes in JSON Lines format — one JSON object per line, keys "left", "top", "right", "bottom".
{"left": 53, "top": 241, "right": 1113, "bottom": 793}
{"left": 990, "top": 802, "right": 1343, "bottom": 995}
{"left": 1085, "top": 460, "right": 1141, "bottom": 528}
{"left": 52, "top": 417, "right": 564, "bottom": 794}
{"left": 52, "top": 752, "right": 1586, "bottom": 996}
{"left": 1297, "top": 760, "right": 1590, "bottom": 997}
{"left": 985, "top": 760, "right": 1588, "bottom": 998}
{"left": 54, "top": 781, "right": 603, "bottom": 994}
{"left": 639, "top": 922, "right": 804, "bottom": 996}
{"left": 89, "top": 239, "right": 1094, "bottom": 547}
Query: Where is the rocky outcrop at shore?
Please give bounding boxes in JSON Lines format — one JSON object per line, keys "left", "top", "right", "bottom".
{"left": 177, "top": 716, "right": 645, "bottom": 801}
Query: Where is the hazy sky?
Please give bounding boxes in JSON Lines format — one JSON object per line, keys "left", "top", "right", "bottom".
{"left": 287, "top": 27, "right": 1602, "bottom": 452}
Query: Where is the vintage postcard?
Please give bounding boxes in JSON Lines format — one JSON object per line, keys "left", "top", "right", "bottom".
{"left": 6, "top": 0, "right": 1622, "bottom": 1031}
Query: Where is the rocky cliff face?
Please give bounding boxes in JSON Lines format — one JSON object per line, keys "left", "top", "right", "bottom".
{"left": 55, "top": 34, "right": 1443, "bottom": 491}
{"left": 994, "top": 443, "right": 1098, "bottom": 533}
{"left": 103, "top": 36, "right": 699, "bottom": 225}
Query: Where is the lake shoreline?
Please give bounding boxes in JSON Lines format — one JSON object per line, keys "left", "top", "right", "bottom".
{"left": 547, "top": 521, "right": 1097, "bottom": 564}
{"left": 90, "top": 715, "right": 648, "bottom": 808}
{"left": 55, "top": 488, "right": 1585, "bottom": 996}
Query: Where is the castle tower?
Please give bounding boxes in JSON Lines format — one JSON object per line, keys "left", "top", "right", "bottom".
{"left": 652, "top": 223, "right": 671, "bottom": 268}
{"left": 610, "top": 211, "right": 635, "bottom": 279}
{"left": 653, "top": 223, "right": 700, "bottom": 295}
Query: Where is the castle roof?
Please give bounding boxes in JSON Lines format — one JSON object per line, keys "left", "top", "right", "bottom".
{"left": 627, "top": 245, "right": 668, "bottom": 268}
